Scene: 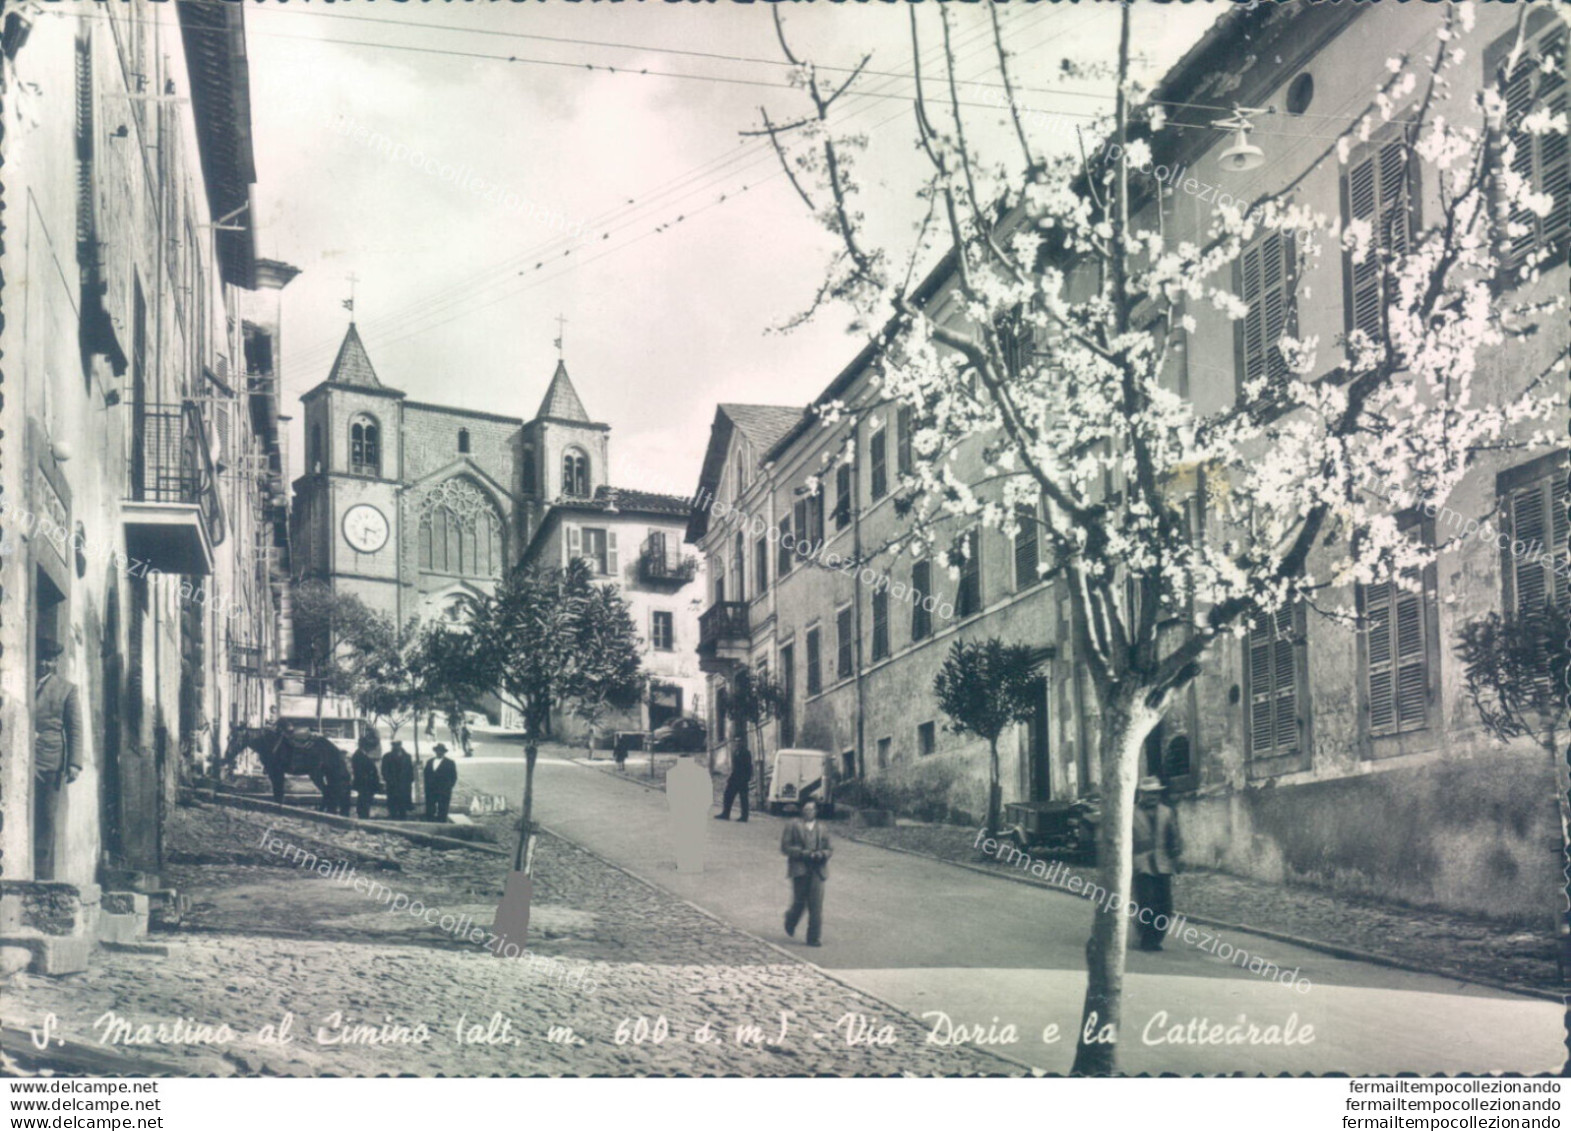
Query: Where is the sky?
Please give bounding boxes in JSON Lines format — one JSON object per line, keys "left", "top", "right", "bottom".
{"left": 247, "top": 1, "right": 1222, "bottom": 497}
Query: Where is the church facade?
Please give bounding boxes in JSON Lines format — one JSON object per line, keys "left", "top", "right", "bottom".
{"left": 292, "top": 324, "right": 610, "bottom": 626}
{"left": 291, "top": 324, "right": 701, "bottom": 735}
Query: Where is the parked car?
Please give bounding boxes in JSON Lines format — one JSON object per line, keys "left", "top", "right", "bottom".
{"left": 767, "top": 748, "right": 837, "bottom": 817}
{"left": 649, "top": 716, "right": 706, "bottom": 752}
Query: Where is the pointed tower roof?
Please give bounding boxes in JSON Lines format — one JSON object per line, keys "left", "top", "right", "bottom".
{"left": 326, "top": 323, "right": 383, "bottom": 389}
{"left": 536, "top": 359, "right": 591, "bottom": 423}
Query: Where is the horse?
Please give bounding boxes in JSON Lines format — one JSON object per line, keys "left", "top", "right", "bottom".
{"left": 223, "top": 726, "right": 353, "bottom": 815}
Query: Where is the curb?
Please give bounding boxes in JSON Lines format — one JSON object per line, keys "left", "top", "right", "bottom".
{"left": 571, "top": 757, "right": 666, "bottom": 793}
{"left": 182, "top": 789, "right": 508, "bottom": 856}
{"left": 837, "top": 831, "right": 1565, "bottom": 1006}
{"left": 531, "top": 818, "right": 1035, "bottom": 1077}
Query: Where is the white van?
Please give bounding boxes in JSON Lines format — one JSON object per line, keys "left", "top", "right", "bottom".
{"left": 766, "top": 748, "right": 837, "bottom": 817}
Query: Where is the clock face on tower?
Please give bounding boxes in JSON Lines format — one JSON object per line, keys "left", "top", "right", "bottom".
{"left": 342, "top": 503, "right": 390, "bottom": 554}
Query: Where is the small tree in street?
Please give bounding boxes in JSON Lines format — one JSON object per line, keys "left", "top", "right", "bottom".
{"left": 458, "top": 560, "right": 646, "bottom": 843}
{"left": 725, "top": 664, "right": 786, "bottom": 808}
{"left": 934, "top": 638, "right": 1043, "bottom": 838}
{"left": 291, "top": 579, "right": 378, "bottom": 725}
{"left": 408, "top": 624, "right": 491, "bottom": 758}
{"left": 568, "top": 583, "right": 649, "bottom": 755}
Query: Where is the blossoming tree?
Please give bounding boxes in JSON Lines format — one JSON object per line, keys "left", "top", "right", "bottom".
{"left": 758, "top": 4, "right": 1568, "bottom": 1073}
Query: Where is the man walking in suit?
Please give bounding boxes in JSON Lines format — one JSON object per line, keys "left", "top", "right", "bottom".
{"left": 781, "top": 799, "right": 832, "bottom": 947}
{"left": 424, "top": 744, "right": 458, "bottom": 822}
{"left": 381, "top": 740, "right": 415, "bottom": 820}
{"left": 715, "top": 739, "right": 752, "bottom": 822}
{"left": 1132, "top": 776, "right": 1183, "bottom": 951}
{"left": 33, "top": 639, "right": 82, "bottom": 880}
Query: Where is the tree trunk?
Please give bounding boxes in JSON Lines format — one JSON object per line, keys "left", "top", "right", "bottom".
{"left": 1070, "top": 694, "right": 1159, "bottom": 1076}
{"left": 521, "top": 742, "right": 538, "bottom": 847}
{"left": 986, "top": 737, "right": 1003, "bottom": 838}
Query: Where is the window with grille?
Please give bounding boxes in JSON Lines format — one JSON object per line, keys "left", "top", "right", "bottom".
{"left": 1500, "top": 453, "right": 1571, "bottom": 613}
{"left": 1488, "top": 13, "right": 1569, "bottom": 270}
{"left": 651, "top": 610, "right": 674, "bottom": 652}
{"left": 872, "top": 587, "right": 890, "bottom": 662}
{"left": 956, "top": 530, "right": 981, "bottom": 618}
{"left": 1244, "top": 601, "right": 1308, "bottom": 766}
{"left": 834, "top": 464, "right": 852, "bottom": 529}
{"left": 1342, "top": 135, "right": 1417, "bottom": 345}
{"left": 870, "top": 430, "right": 888, "bottom": 501}
{"left": 1360, "top": 556, "right": 1436, "bottom": 739}
{"left": 911, "top": 560, "right": 933, "bottom": 641}
{"left": 1013, "top": 503, "right": 1040, "bottom": 590}
{"left": 835, "top": 607, "right": 854, "bottom": 680}
{"left": 806, "top": 627, "right": 822, "bottom": 696}
{"left": 897, "top": 406, "right": 914, "bottom": 476}
{"left": 1235, "top": 230, "right": 1297, "bottom": 399}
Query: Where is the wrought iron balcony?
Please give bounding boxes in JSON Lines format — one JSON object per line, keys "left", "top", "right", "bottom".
{"left": 698, "top": 601, "right": 749, "bottom": 656}
{"left": 123, "top": 401, "right": 224, "bottom": 576}
{"left": 639, "top": 534, "right": 698, "bottom": 585}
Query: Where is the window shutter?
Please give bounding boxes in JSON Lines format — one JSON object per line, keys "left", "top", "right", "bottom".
{"left": 1393, "top": 581, "right": 1428, "bottom": 727}
{"left": 911, "top": 560, "right": 932, "bottom": 640}
{"left": 75, "top": 37, "right": 96, "bottom": 258}
{"left": 1365, "top": 582, "right": 1396, "bottom": 734}
{"left": 1013, "top": 503, "right": 1039, "bottom": 589}
{"left": 1271, "top": 607, "right": 1298, "bottom": 752}
{"left": 777, "top": 517, "right": 792, "bottom": 576}
{"left": 1506, "top": 472, "right": 1570, "bottom": 611}
{"left": 1247, "top": 605, "right": 1301, "bottom": 759}
{"left": 606, "top": 530, "right": 618, "bottom": 576}
{"left": 897, "top": 406, "right": 914, "bottom": 476}
{"left": 1346, "top": 154, "right": 1383, "bottom": 341}
{"left": 566, "top": 524, "right": 580, "bottom": 568}
{"left": 1248, "top": 617, "right": 1276, "bottom": 754}
{"left": 1502, "top": 21, "right": 1569, "bottom": 264}
{"left": 834, "top": 465, "right": 852, "bottom": 529}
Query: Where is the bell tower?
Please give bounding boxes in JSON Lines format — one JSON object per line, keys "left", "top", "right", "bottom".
{"left": 292, "top": 322, "right": 406, "bottom": 620}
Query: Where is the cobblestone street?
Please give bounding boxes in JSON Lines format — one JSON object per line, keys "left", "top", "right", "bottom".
{"left": 1, "top": 800, "right": 1017, "bottom": 1077}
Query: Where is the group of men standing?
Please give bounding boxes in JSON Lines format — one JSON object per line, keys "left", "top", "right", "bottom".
{"left": 348, "top": 729, "right": 458, "bottom": 822}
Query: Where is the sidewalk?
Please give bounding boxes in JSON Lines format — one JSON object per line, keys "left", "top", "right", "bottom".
{"left": 843, "top": 821, "right": 1561, "bottom": 998}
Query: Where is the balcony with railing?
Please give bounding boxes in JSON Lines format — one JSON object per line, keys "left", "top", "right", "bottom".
{"left": 638, "top": 533, "right": 698, "bottom": 586}
{"left": 697, "top": 600, "right": 750, "bottom": 672}
{"left": 123, "top": 401, "right": 224, "bottom": 576}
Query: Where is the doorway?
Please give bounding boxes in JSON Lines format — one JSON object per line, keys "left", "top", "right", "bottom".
{"left": 1025, "top": 676, "right": 1051, "bottom": 802}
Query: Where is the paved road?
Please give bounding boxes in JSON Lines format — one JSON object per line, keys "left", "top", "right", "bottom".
{"left": 455, "top": 732, "right": 1564, "bottom": 1075}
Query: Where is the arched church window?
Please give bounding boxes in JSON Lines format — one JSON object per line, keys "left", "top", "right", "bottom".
{"left": 417, "top": 477, "right": 504, "bottom": 579}
{"left": 349, "top": 414, "right": 381, "bottom": 477}
{"left": 458, "top": 428, "right": 471, "bottom": 454}
{"left": 522, "top": 447, "right": 537, "bottom": 495}
{"left": 309, "top": 425, "right": 323, "bottom": 473}
{"left": 562, "top": 448, "right": 590, "bottom": 498}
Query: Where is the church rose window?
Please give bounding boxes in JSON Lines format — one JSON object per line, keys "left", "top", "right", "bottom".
{"left": 417, "top": 477, "right": 504, "bottom": 578}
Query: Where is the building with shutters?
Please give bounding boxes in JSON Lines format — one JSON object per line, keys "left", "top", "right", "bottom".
{"left": 292, "top": 338, "right": 703, "bottom": 737}
{"left": 0, "top": 1, "right": 295, "bottom": 972}
{"left": 687, "top": 2, "right": 1568, "bottom": 921}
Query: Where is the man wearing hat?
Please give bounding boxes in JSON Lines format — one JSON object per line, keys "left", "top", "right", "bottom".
{"left": 1131, "top": 776, "right": 1183, "bottom": 952}
{"left": 423, "top": 743, "right": 457, "bottom": 822}
{"left": 382, "top": 739, "right": 415, "bottom": 820}
{"left": 34, "top": 639, "right": 83, "bottom": 880}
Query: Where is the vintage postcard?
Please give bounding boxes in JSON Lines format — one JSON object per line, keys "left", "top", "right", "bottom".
{"left": 0, "top": 0, "right": 1566, "bottom": 1099}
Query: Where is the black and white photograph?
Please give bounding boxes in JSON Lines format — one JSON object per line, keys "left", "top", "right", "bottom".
{"left": 0, "top": 0, "right": 1568, "bottom": 1109}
